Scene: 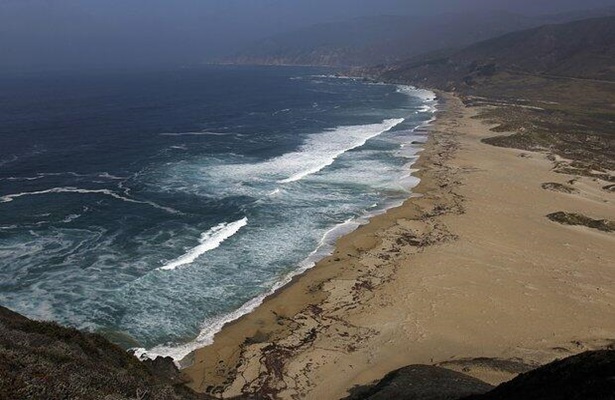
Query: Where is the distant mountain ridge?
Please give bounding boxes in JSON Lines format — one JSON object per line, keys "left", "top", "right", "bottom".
{"left": 222, "top": 7, "right": 615, "bottom": 67}
{"left": 376, "top": 16, "right": 615, "bottom": 87}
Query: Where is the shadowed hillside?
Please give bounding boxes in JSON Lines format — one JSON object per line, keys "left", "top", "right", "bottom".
{"left": 344, "top": 351, "right": 615, "bottom": 400}
{"left": 346, "top": 14, "right": 615, "bottom": 400}
{"left": 370, "top": 16, "right": 615, "bottom": 180}
{"left": 0, "top": 306, "right": 212, "bottom": 400}
{"left": 223, "top": 8, "right": 615, "bottom": 67}
{"left": 377, "top": 16, "right": 615, "bottom": 84}
{"left": 464, "top": 351, "right": 615, "bottom": 400}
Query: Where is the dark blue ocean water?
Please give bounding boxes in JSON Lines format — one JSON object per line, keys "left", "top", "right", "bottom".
{"left": 0, "top": 66, "right": 435, "bottom": 360}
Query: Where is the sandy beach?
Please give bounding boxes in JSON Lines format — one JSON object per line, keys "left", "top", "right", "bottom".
{"left": 183, "top": 92, "right": 615, "bottom": 399}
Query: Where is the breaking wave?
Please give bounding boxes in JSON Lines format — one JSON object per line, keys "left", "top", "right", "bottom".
{"left": 158, "top": 218, "right": 248, "bottom": 271}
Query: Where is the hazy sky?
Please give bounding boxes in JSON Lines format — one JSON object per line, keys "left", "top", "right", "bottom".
{"left": 1, "top": 0, "right": 614, "bottom": 71}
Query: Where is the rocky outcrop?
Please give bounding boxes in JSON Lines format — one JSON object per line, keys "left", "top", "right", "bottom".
{"left": 0, "top": 305, "right": 211, "bottom": 400}
{"left": 376, "top": 17, "right": 615, "bottom": 88}
{"left": 342, "top": 365, "right": 494, "bottom": 400}
{"left": 143, "top": 356, "right": 191, "bottom": 385}
{"left": 465, "top": 350, "right": 615, "bottom": 400}
{"left": 344, "top": 351, "right": 615, "bottom": 400}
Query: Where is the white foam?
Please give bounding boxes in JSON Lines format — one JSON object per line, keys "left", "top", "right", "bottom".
{"left": 310, "top": 74, "right": 356, "bottom": 80}
{"left": 278, "top": 118, "right": 405, "bottom": 183}
{"left": 0, "top": 187, "right": 180, "bottom": 214}
{"left": 160, "top": 131, "right": 235, "bottom": 137}
{"left": 132, "top": 84, "right": 439, "bottom": 363}
{"left": 395, "top": 86, "right": 439, "bottom": 134}
{"left": 418, "top": 105, "right": 437, "bottom": 113}
{"left": 0, "top": 176, "right": 44, "bottom": 182}
{"left": 272, "top": 108, "right": 291, "bottom": 115}
{"left": 0, "top": 172, "right": 92, "bottom": 181}
{"left": 61, "top": 214, "right": 82, "bottom": 223}
{"left": 39, "top": 172, "right": 90, "bottom": 178}
{"left": 98, "top": 172, "right": 127, "bottom": 180}
{"left": 157, "top": 218, "right": 248, "bottom": 271}
{"left": 396, "top": 85, "right": 437, "bottom": 103}
{"left": 189, "top": 118, "right": 406, "bottom": 195}
{"left": 134, "top": 217, "right": 360, "bottom": 363}
{"left": 133, "top": 290, "right": 269, "bottom": 363}
{"left": 0, "top": 155, "right": 18, "bottom": 167}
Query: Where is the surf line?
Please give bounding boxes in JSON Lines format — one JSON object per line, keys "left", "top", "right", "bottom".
{"left": 278, "top": 118, "right": 405, "bottom": 184}
{"left": 0, "top": 187, "right": 180, "bottom": 214}
{"left": 157, "top": 217, "right": 248, "bottom": 271}
{"left": 134, "top": 217, "right": 360, "bottom": 362}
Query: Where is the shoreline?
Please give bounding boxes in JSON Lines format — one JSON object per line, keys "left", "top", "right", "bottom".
{"left": 138, "top": 84, "right": 436, "bottom": 363}
{"left": 179, "top": 91, "right": 450, "bottom": 393}
{"left": 182, "top": 91, "right": 615, "bottom": 399}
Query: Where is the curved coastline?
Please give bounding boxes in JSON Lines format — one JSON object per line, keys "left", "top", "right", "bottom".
{"left": 134, "top": 86, "right": 438, "bottom": 363}
{"left": 174, "top": 90, "right": 440, "bottom": 390}
{"left": 180, "top": 90, "right": 615, "bottom": 399}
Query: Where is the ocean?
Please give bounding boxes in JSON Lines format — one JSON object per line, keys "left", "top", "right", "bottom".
{"left": 0, "top": 66, "right": 436, "bottom": 360}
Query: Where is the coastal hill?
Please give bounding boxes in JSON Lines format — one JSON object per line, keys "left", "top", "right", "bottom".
{"left": 223, "top": 12, "right": 536, "bottom": 66}
{"left": 374, "top": 16, "right": 615, "bottom": 179}
{"left": 0, "top": 305, "right": 212, "bottom": 400}
{"left": 344, "top": 15, "right": 615, "bottom": 400}
{"left": 222, "top": 8, "right": 615, "bottom": 67}
{"left": 345, "top": 351, "right": 615, "bottom": 400}
{"left": 376, "top": 16, "right": 615, "bottom": 85}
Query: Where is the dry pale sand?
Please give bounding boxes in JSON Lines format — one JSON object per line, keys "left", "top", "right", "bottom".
{"left": 182, "top": 93, "right": 615, "bottom": 399}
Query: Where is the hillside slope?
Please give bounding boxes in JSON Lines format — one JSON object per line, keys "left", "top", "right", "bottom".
{"left": 346, "top": 351, "right": 615, "bottom": 400}
{"left": 0, "top": 306, "right": 211, "bottom": 400}
{"left": 224, "top": 8, "right": 615, "bottom": 67}
{"left": 464, "top": 351, "right": 615, "bottom": 400}
{"left": 378, "top": 16, "right": 615, "bottom": 85}
{"left": 371, "top": 16, "right": 614, "bottom": 217}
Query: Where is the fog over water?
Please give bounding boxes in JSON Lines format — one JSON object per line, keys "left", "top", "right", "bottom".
{"left": 1, "top": 0, "right": 613, "bottom": 71}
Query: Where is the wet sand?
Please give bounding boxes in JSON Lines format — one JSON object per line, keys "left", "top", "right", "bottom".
{"left": 183, "top": 92, "right": 615, "bottom": 399}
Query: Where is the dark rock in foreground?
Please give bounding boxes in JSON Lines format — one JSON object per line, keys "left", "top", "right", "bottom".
{"left": 464, "top": 350, "right": 615, "bottom": 400}
{"left": 342, "top": 365, "right": 494, "bottom": 400}
{"left": 0, "top": 305, "right": 211, "bottom": 400}
{"left": 345, "top": 351, "right": 615, "bottom": 400}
